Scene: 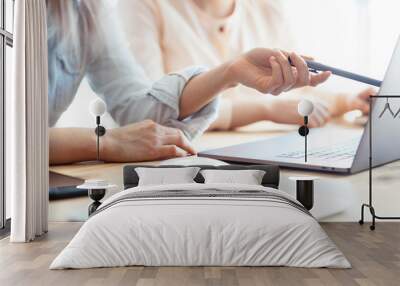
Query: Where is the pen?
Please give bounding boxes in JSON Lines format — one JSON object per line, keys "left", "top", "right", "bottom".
{"left": 289, "top": 58, "right": 382, "bottom": 87}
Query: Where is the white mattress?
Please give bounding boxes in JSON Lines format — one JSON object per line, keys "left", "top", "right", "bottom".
{"left": 50, "top": 183, "right": 350, "bottom": 269}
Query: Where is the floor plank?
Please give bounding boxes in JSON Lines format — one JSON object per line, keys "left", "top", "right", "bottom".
{"left": 1, "top": 222, "right": 399, "bottom": 286}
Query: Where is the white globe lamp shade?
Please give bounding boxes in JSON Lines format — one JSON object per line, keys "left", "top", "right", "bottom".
{"left": 89, "top": 99, "right": 106, "bottom": 117}
{"left": 298, "top": 99, "right": 314, "bottom": 117}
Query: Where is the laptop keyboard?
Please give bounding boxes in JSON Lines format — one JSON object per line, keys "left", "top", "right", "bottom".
{"left": 277, "top": 140, "right": 359, "bottom": 161}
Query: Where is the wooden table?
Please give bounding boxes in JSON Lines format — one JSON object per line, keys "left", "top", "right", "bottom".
{"left": 50, "top": 122, "right": 300, "bottom": 193}
{"left": 49, "top": 120, "right": 400, "bottom": 223}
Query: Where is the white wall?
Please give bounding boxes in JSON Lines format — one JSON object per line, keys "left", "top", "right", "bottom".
{"left": 55, "top": 0, "right": 400, "bottom": 128}
{"left": 368, "top": 0, "right": 400, "bottom": 78}
{"left": 281, "top": 0, "right": 400, "bottom": 93}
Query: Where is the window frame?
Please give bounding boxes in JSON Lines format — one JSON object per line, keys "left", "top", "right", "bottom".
{"left": 0, "top": 0, "right": 13, "bottom": 234}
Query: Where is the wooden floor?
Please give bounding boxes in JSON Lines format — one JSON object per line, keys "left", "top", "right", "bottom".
{"left": 1, "top": 222, "right": 400, "bottom": 286}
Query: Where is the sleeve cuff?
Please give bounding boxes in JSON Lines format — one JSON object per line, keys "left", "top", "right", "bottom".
{"left": 167, "top": 96, "right": 220, "bottom": 140}
{"left": 149, "top": 66, "right": 207, "bottom": 114}
{"left": 148, "top": 66, "right": 220, "bottom": 140}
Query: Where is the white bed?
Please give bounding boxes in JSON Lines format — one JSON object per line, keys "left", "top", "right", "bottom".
{"left": 50, "top": 183, "right": 350, "bottom": 269}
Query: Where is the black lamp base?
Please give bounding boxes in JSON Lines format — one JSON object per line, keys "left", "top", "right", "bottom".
{"left": 88, "top": 188, "right": 106, "bottom": 216}
{"left": 95, "top": 126, "right": 106, "bottom": 136}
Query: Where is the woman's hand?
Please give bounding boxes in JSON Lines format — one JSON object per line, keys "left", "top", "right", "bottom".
{"left": 227, "top": 48, "right": 331, "bottom": 95}
{"left": 180, "top": 48, "right": 331, "bottom": 119}
{"left": 264, "top": 97, "right": 331, "bottom": 128}
{"left": 102, "top": 120, "right": 196, "bottom": 162}
{"left": 49, "top": 121, "right": 195, "bottom": 165}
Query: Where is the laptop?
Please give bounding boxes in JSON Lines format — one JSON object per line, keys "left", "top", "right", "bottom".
{"left": 199, "top": 38, "right": 400, "bottom": 174}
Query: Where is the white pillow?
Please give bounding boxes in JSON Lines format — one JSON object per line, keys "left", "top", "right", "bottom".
{"left": 136, "top": 167, "right": 200, "bottom": 186}
{"left": 200, "top": 169, "right": 266, "bottom": 185}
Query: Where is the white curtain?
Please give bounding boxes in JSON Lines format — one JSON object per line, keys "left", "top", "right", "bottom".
{"left": 7, "top": 0, "right": 48, "bottom": 242}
